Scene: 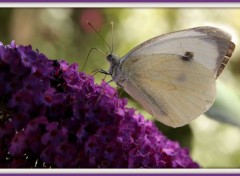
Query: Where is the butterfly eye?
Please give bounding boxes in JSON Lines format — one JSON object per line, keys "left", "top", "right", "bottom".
{"left": 106, "top": 54, "right": 114, "bottom": 63}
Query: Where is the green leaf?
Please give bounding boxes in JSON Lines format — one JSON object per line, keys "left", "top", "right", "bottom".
{"left": 206, "top": 81, "right": 240, "bottom": 127}
{"left": 154, "top": 120, "right": 193, "bottom": 149}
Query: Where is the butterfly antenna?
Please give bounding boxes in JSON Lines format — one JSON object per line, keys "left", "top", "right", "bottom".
{"left": 111, "top": 21, "right": 114, "bottom": 54}
{"left": 81, "top": 47, "right": 106, "bottom": 71}
{"left": 87, "top": 21, "right": 112, "bottom": 54}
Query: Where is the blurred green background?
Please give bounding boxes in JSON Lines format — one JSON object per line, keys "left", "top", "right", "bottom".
{"left": 1, "top": 8, "right": 240, "bottom": 168}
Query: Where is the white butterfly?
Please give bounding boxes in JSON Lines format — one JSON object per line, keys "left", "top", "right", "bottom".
{"left": 106, "top": 26, "right": 235, "bottom": 128}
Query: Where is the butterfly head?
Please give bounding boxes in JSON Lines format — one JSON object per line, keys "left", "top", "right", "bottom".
{"left": 106, "top": 53, "right": 119, "bottom": 65}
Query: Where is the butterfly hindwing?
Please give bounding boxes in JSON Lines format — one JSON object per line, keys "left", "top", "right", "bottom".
{"left": 121, "top": 54, "right": 216, "bottom": 127}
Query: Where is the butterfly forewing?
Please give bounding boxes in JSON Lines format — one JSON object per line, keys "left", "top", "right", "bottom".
{"left": 121, "top": 26, "right": 235, "bottom": 78}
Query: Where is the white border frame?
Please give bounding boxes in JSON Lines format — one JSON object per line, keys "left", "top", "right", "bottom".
{"left": 0, "top": 169, "right": 239, "bottom": 174}
{"left": 0, "top": 3, "right": 239, "bottom": 174}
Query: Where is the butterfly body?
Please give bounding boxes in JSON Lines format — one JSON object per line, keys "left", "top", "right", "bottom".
{"left": 107, "top": 54, "right": 126, "bottom": 87}
{"left": 106, "top": 26, "right": 235, "bottom": 128}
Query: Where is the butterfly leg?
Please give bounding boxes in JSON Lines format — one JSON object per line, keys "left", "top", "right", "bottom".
{"left": 94, "top": 75, "right": 107, "bottom": 106}
{"left": 91, "top": 69, "right": 111, "bottom": 76}
{"left": 91, "top": 68, "right": 111, "bottom": 107}
{"left": 106, "top": 83, "right": 124, "bottom": 108}
{"left": 116, "top": 87, "right": 124, "bottom": 108}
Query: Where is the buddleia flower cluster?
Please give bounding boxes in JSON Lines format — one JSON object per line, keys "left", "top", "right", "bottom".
{"left": 0, "top": 41, "right": 199, "bottom": 168}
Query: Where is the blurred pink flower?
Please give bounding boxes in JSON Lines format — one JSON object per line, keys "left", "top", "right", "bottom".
{"left": 80, "top": 9, "right": 104, "bottom": 33}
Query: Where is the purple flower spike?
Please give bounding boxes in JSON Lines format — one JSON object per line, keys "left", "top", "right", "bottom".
{"left": 0, "top": 41, "right": 199, "bottom": 168}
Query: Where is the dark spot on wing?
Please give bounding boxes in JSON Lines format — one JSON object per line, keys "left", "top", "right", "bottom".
{"left": 177, "top": 73, "right": 187, "bottom": 82}
{"left": 216, "top": 56, "right": 229, "bottom": 78}
{"left": 181, "top": 51, "right": 194, "bottom": 61}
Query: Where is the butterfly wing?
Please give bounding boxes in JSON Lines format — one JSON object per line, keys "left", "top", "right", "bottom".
{"left": 121, "top": 26, "right": 235, "bottom": 78}
{"left": 121, "top": 54, "right": 216, "bottom": 127}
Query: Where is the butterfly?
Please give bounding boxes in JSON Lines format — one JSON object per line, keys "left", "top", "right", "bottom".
{"left": 105, "top": 26, "right": 235, "bottom": 128}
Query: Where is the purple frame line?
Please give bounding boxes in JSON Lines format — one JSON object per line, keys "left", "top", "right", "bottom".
{"left": 1, "top": 174, "right": 240, "bottom": 176}
{"left": 0, "top": 0, "right": 240, "bottom": 2}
